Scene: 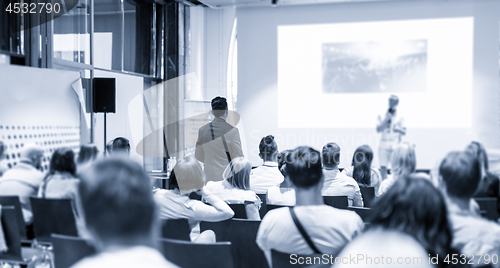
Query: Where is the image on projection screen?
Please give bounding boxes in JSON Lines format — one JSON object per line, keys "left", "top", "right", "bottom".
{"left": 322, "top": 39, "right": 427, "bottom": 94}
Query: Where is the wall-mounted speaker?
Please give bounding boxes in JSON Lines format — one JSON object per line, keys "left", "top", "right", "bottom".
{"left": 93, "top": 78, "right": 116, "bottom": 113}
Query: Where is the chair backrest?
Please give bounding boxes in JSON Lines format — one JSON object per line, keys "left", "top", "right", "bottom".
{"left": 257, "top": 194, "right": 267, "bottom": 219}
{"left": 0, "top": 206, "right": 23, "bottom": 262}
{"left": 161, "top": 218, "right": 191, "bottom": 241}
{"left": 200, "top": 219, "right": 232, "bottom": 242}
{"left": 266, "top": 204, "right": 290, "bottom": 212}
{"left": 160, "top": 238, "right": 234, "bottom": 268}
{"left": 359, "top": 187, "right": 375, "bottom": 208}
{"left": 228, "top": 204, "right": 247, "bottom": 219}
{"left": 272, "top": 249, "right": 330, "bottom": 268}
{"left": 51, "top": 234, "right": 96, "bottom": 268}
{"left": 229, "top": 218, "right": 268, "bottom": 268}
{"left": 0, "top": 196, "right": 26, "bottom": 239}
{"left": 189, "top": 192, "right": 202, "bottom": 201}
{"left": 347, "top": 206, "right": 372, "bottom": 223}
{"left": 322, "top": 196, "right": 348, "bottom": 209}
{"left": 30, "top": 197, "right": 78, "bottom": 242}
{"left": 474, "top": 197, "right": 499, "bottom": 221}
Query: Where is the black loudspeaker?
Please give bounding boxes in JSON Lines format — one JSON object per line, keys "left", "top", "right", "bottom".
{"left": 93, "top": 78, "right": 116, "bottom": 113}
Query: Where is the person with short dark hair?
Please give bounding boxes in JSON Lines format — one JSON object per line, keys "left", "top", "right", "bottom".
{"left": 266, "top": 150, "right": 295, "bottom": 206}
{"left": 112, "top": 137, "right": 130, "bottom": 156}
{"left": 342, "top": 145, "right": 382, "bottom": 196}
{"left": 321, "top": 142, "right": 363, "bottom": 207}
{"left": 439, "top": 151, "right": 500, "bottom": 268}
{"left": 195, "top": 96, "right": 244, "bottom": 182}
{"left": 249, "top": 135, "right": 284, "bottom": 194}
{"left": 256, "top": 146, "right": 363, "bottom": 266}
{"left": 71, "top": 158, "right": 177, "bottom": 268}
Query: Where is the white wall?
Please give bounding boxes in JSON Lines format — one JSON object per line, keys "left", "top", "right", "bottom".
{"left": 236, "top": 0, "right": 500, "bottom": 169}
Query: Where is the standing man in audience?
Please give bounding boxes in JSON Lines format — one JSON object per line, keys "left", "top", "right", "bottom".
{"left": 249, "top": 135, "right": 283, "bottom": 194}
{"left": 256, "top": 146, "right": 363, "bottom": 266}
{"left": 0, "top": 144, "right": 44, "bottom": 226}
{"left": 321, "top": 142, "right": 363, "bottom": 207}
{"left": 195, "top": 96, "right": 243, "bottom": 182}
{"left": 376, "top": 95, "right": 406, "bottom": 180}
{"left": 71, "top": 158, "right": 178, "bottom": 268}
{"left": 439, "top": 151, "right": 500, "bottom": 268}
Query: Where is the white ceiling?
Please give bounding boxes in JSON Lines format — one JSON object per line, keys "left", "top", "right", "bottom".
{"left": 197, "top": 0, "right": 405, "bottom": 8}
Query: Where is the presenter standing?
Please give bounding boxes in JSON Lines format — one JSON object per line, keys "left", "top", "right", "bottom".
{"left": 376, "top": 95, "right": 406, "bottom": 180}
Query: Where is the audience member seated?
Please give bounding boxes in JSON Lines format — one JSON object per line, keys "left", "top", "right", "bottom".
{"left": 71, "top": 158, "right": 178, "bottom": 268}
{"left": 76, "top": 144, "right": 99, "bottom": 174}
{"left": 321, "top": 142, "right": 363, "bottom": 207}
{"left": 154, "top": 157, "right": 234, "bottom": 242}
{"left": 266, "top": 150, "right": 295, "bottom": 206}
{"left": 0, "top": 144, "right": 44, "bottom": 224}
{"left": 250, "top": 135, "right": 284, "bottom": 194}
{"left": 369, "top": 174, "right": 462, "bottom": 268}
{"left": 204, "top": 157, "right": 261, "bottom": 220}
{"left": 0, "top": 141, "right": 8, "bottom": 176}
{"left": 256, "top": 146, "right": 363, "bottom": 266}
{"left": 378, "top": 142, "right": 416, "bottom": 196}
{"left": 111, "top": 137, "right": 130, "bottom": 156}
{"left": 342, "top": 145, "right": 382, "bottom": 196}
{"left": 336, "top": 230, "right": 432, "bottom": 268}
{"left": 439, "top": 151, "right": 500, "bottom": 268}
{"left": 38, "top": 148, "right": 86, "bottom": 237}
{"left": 105, "top": 140, "right": 114, "bottom": 156}
{"left": 467, "top": 141, "right": 500, "bottom": 202}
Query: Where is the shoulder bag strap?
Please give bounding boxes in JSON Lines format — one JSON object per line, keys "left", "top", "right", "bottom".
{"left": 289, "top": 207, "right": 322, "bottom": 254}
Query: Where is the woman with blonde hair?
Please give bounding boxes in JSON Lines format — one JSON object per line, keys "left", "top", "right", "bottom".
{"left": 378, "top": 142, "right": 416, "bottom": 196}
{"left": 205, "top": 157, "right": 261, "bottom": 220}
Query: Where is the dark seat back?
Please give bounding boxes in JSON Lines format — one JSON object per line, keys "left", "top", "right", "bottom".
{"left": 160, "top": 238, "right": 234, "bottom": 268}
{"left": 322, "top": 196, "right": 348, "bottom": 209}
{"left": 228, "top": 204, "right": 247, "bottom": 219}
{"left": 188, "top": 192, "right": 202, "bottom": 201}
{"left": 0, "top": 206, "right": 23, "bottom": 262}
{"left": 272, "top": 249, "right": 330, "bottom": 268}
{"left": 257, "top": 194, "right": 267, "bottom": 219}
{"left": 347, "top": 206, "right": 373, "bottom": 223}
{"left": 0, "top": 196, "right": 26, "bottom": 239}
{"left": 359, "top": 187, "right": 375, "bottom": 208}
{"left": 229, "top": 219, "right": 268, "bottom": 268}
{"left": 161, "top": 218, "right": 191, "bottom": 241}
{"left": 30, "top": 197, "right": 78, "bottom": 242}
{"left": 200, "top": 219, "right": 232, "bottom": 242}
{"left": 51, "top": 234, "right": 96, "bottom": 268}
{"left": 474, "top": 197, "right": 499, "bottom": 221}
{"left": 266, "top": 204, "right": 291, "bottom": 214}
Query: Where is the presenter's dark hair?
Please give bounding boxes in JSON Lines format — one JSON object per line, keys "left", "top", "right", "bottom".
{"left": 352, "top": 145, "right": 373, "bottom": 186}
{"left": 259, "top": 135, "right": 278, "bottom": 161}
{"left": 286, "top": 146, "right": 323, "bottom": 188}
{"left": 77, "top": 144, "right": 99, "bottom": 164}
{"left": 113, "top": 137, "right": 130, "bottom": 151}
{"left": 439, "top": 151, "right": 480, "bottom": 199}
{"left": 79, "top": 158, "right": 156, "bottom": 241}
{"left": 369, "top": 175, "right": 452, "bottom": 263}
{"left": 322, "top": 142, "right": 340, "bottom": 167}
{"left": 211, "top": 96, "right": 228, "bottom": 117}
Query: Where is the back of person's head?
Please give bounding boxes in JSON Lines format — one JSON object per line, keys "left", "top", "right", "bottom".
{"left": 20, "top": 143, "right": 44, "bottom": 167}
{"left": 277, "top": 149, "right": 291, "bottom": 177}
{"left": 106, "top": 140, "right": 114, "bottom": 155}
{"left": 287, "top": 146, "right": 323, "bottom": 189}
{"left": 223, "top": 157, "right": 252, "bottom": 190}
{"left": 211, "top": 96, "right": 228, "bottom": 118}
{"left": 369, "top": 175, "right": 452, "bottom": 260}
{"left": 322, "top": 142, "right": 341, "bottom": 168}
{"left": 112, "top": 137, "right": 130, "bottom": 155}
{"left": 78, "top": 158, "right": 156, "bottom": 245}
{"left": 77, "top": 144, "right": 99, "bottom": 165}
{"left": 465, "top": 141, "right": 488, "bottom": 172}
{"left": 170, "top": 157, "right": 205, "bottom": 194}
{"left": 259, "top": 135, "right": 278, "bottom": 162}
{"left": 351, "top": 145, "right": 374, "bottom": 186}
{"left": 48, "top": 148, "right": 76, "bottom": 176}
{"left": 439, "top": 151, "right": 480, "bottom": 199}
{"left": 390, "top": 142, "right": 416, "bottom": 179}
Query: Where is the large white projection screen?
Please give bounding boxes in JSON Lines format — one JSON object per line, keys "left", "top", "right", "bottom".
{"left": 278, "top": 18, "right": 473, "bottom": 129}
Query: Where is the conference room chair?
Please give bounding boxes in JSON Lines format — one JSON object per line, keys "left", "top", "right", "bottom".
{"left": 322, "top": 196, "right": 348, "bottom": 209}
{"left": 474, "top": 197, "right": 499, "bottom": 221}
{"left": 265, "top": 204, "right": 292, "bottom": 215}
{"left": 159, "top": 238, "right": 234, "bottom": 268}
{"left": 257, "top": 194, "right": 267, "bottom": 219}
{"left": 272, "top": 249, "right": 330, "bottom": 268}
{"left": 228, "top": 203, "right": 247, "bottom": 219}
{"left": 347, "top": 206, "right": 373, "bottom": 223}
{"left": 160, "top": 218, "right": 191, "bottom": 241}
{"left": 200, "top": 219, "right": 232, "bottom": 242}
{"left": 188, "top": 192, "right": 202, "bottom": 201}
{"left": 359, "top": 187, "right": 376, "bottom": 208}
{"left": 51, "top": 234, "right": 95, "bottom": 268}
{"left": 30, "top": 197, "right": 78, "bottom": 243}
{"left": 0, "top": 196, "right": 27, "bottom": 240}
{"left": 229, "top": 218, "right": 268, "bottom": 268}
